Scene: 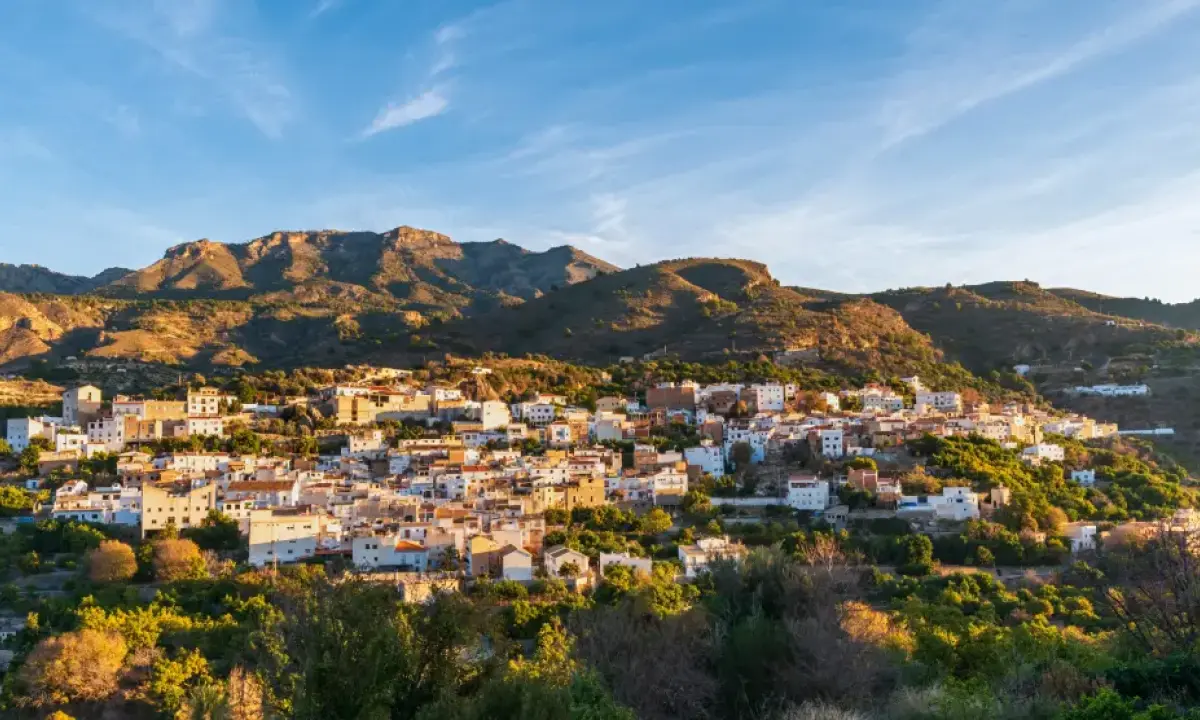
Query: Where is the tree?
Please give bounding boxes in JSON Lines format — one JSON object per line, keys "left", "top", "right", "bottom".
{"left": 641, "top": 508, "right": 673, "bottom": 535}
{"left": 87, "top": 539, "right": 137, "bottom": 583}
{"left": 0, "top": 485, "right": 36, "bottom": 516}
{"left": 730, "top": 442, "right": 753, "bottom": 468}
{"left": 18, "top": 444, "right": 41, "bottom": 475}
{"left": 544, "top": 508, "right": 569, "bottom": 526}
{"left": 224, "top": 666, "right": 266, "bottom": 720}
{"left": 184, "top": 510, "right": 243, "bottom": 552}
{"left": 266, "top": 579, "right": 490, "bottom": 719}
{"left": 898, "top": 535, "right": 935, "bottom": 576}
{"left": 846, "top": 456, "right": 878, "bottom": 471}
{"left": 974, "top": 546, "right": 995, "bottom": 567}
{"left": 19, "top": 629, "right": 127, "bottom": 705}
{"left": 682, "top": 490, "right": 712, "bottom": 515}
{"left": 151, "top": 648, "right": 212, "bottom": 716}
{"left": 153, "top": 537, "right": 206, "bottom": 582}
{"left": 0, "top": 437, "right": 11, "bottom": 457}
{"left": 558, "top": 562, "right": 581, "bottom": 579}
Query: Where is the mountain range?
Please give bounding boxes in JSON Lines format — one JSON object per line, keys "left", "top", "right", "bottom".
{"left": 0, "top": 226, "right": 1197, "bottom": 379}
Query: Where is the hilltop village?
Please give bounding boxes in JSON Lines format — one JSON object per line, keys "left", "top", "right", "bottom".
{"left": 4, "top": 364, "right": 1169, "bottom": 582}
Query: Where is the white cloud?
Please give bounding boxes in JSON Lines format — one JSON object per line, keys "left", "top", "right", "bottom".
{"left": 361, "top": 89, "right": 449, "bottom": 137}
{"left": 360, "top": 22, "right": 465, "bottom": 139}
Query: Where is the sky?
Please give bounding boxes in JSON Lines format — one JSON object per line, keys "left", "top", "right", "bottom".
{"left": 2, "top": 0, "right": 1200, "bottom": 301}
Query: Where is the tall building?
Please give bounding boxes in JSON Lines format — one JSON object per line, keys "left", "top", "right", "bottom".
{"left": 63, "top": 385, "right": 102, "bottom": 428}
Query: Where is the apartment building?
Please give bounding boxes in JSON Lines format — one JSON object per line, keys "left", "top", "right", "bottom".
{"left": 140, "top": 482, "right": 218, "bottom": 537}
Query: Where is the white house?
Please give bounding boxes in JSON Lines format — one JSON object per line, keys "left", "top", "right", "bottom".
{"left": 818, "top": 392, "right": 841, "bottom": 412}
{"left": 499, "top": 545, "right": 534, "bottom": 582}
{"left": 598, "top": 552, "right": 653, "bottom": 578}
{"left": 54, "top": 432, "right": 89, "bottom": 454}
{"left": 678, "top": 536, "right": 747, "bottom": 579}
{"left": 544, "top": 545, "right": 590, "bottom": 578}
{"left": 343, "top": 430, "right": 389, "bottom": 459}
{"left": 248, "top": 509, "right": 321, "bottom": 567}
{"left": 513, "top": 402, "right": 557, "bottom": 425}
{"left": 187, "top": 416, "right": 225, "bottom": 438}
{"left": 1065, "top": 524, "right": 1098, "bottom": 553}
{"left": 6, "top": 417, "right": 47, "bottom": 453}
{"left": 862, "top": 393, "right": 904, "bottom": 413}
{"left": 52, "top": 485, "right": 141, "bottom": 526}
{"left": 748, "top": 383, "right": 786, "bottom": 412}
{"left": 478, "top": 401, "right": 512, "bottom": 431}
{"left": 187, "top": 387, "right": 231, "bottom": 417}
{"left": 684, "top": 441, "right": 725, "bottom": 477}
{"left": 352, "top": 535, "right": 430, "bottom": 571}
{"left": 916, "top": 391, "right": 963, "bottom": 414}
{"left": 933, "top": 486, "right": 980, "bottom": 521}
{"left": 87, "top": 416, "right": 126, "bottom": 452}
{"left": 1074, "top": 384, "right": 1150, "bottom": 397}
{"left": 819, "top": 428, "right": 845, "bottom": 458}
{"left": 899, "top": 487, "right": 981, "bottom": 522}
{"left": 1070, "top": 469, "right": 1096, "bottom": 486}
{"left": 723, "top": 426, "right": 770, "bottom": 465}
{"left": 787, "top": 477, "right": 830, "bottom": 512}
{"left": 650, "top": 469, "right": 688, "bottom": 505}
{"left": 1022, "top": 443, "right": 1065, "bottom": 464}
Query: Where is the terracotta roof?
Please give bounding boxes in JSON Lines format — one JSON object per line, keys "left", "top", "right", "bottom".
{"left": 394, "top": 540, "right": 427, "bottom": 552}
{"left": 227, "top": 480, "right": 296, "bottom": 492}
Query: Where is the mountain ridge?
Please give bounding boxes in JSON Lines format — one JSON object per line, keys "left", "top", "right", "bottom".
{"left": 0, "top": 227, "right": 1196, "bottom": 382}
{"left": 0, "top": 263, "right": 132, "bottom": 295}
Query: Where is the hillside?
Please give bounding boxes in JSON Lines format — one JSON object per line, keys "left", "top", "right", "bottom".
{"left": 100, "top": 227, "right": 617, "bottom": 313}
{"left": 0, "top": 263, "right": 130, "bottom": 295}
{"left": 424, "top": 258, "right": 963, "bottom": 380}
{"left": 1049, "top": 288, "right": 1200, "bottom": 329}
{"left": 870, "top": 281, "right": 1198, "bottom": 374}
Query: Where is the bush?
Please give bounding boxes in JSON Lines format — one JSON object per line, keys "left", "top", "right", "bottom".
{"left": 153, "top": 538, "right": 206, "bottom": 582}
{"left": 87, "top": 539, "right": 138, "bottom": 583}
{"left": 19, "top": 629, "right": 128, "bottom": 705}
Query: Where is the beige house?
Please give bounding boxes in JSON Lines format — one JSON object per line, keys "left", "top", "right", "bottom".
{"left": 140, "top": 482, "right": 218, "bottom": 537}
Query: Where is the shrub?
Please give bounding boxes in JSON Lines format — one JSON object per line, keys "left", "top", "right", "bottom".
{"left": 87, "top": 539, "right": 138, "bottom": 583}
{"left": 19, "top": 629, "right": 127, "bottom": 705}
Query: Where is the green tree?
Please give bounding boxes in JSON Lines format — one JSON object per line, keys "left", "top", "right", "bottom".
{"left": 974, "top": 546, "right": 995, "bottom": 567}
{"left": 0, "top": 486, "right": 36, "bottom": 516}
{"left": 184, "top": 510, "right": 243, "bottom": 552}
{"left": 640, "top": 508, "right": 673, "bottom": 535}
{"left": 150, "top": 649, "right": 212, "bottom": 716}
{"left": 899, "top": 534, "right": 935, "bottom": 576}
{"left": 846, "top": 456, "right": 878, "bottom": 471}
{"left": 18, "top": 444, "right": 41, "bottom": 475}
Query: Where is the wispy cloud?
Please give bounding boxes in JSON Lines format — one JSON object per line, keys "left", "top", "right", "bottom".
{"left": 359, "top": 21, "right": 463, "bottom": 138}
{"left": 104, "top": 104, "right": 141, "bottom": 138}
{"left": 877, "top": 0, "right": 1200, "bottom": 149}
{"left": 362, "top": 89, "right": 449, "bottom": 137}
{"left": 310, "top": 0, "right": 340, "bottom": 19}
{"left": 88, "top": 0, "right": 294, "bottom": 139}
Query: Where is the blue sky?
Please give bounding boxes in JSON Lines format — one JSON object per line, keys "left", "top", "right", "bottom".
{"left": 2, "top": 1, "right": 1200, "bottom": 300}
